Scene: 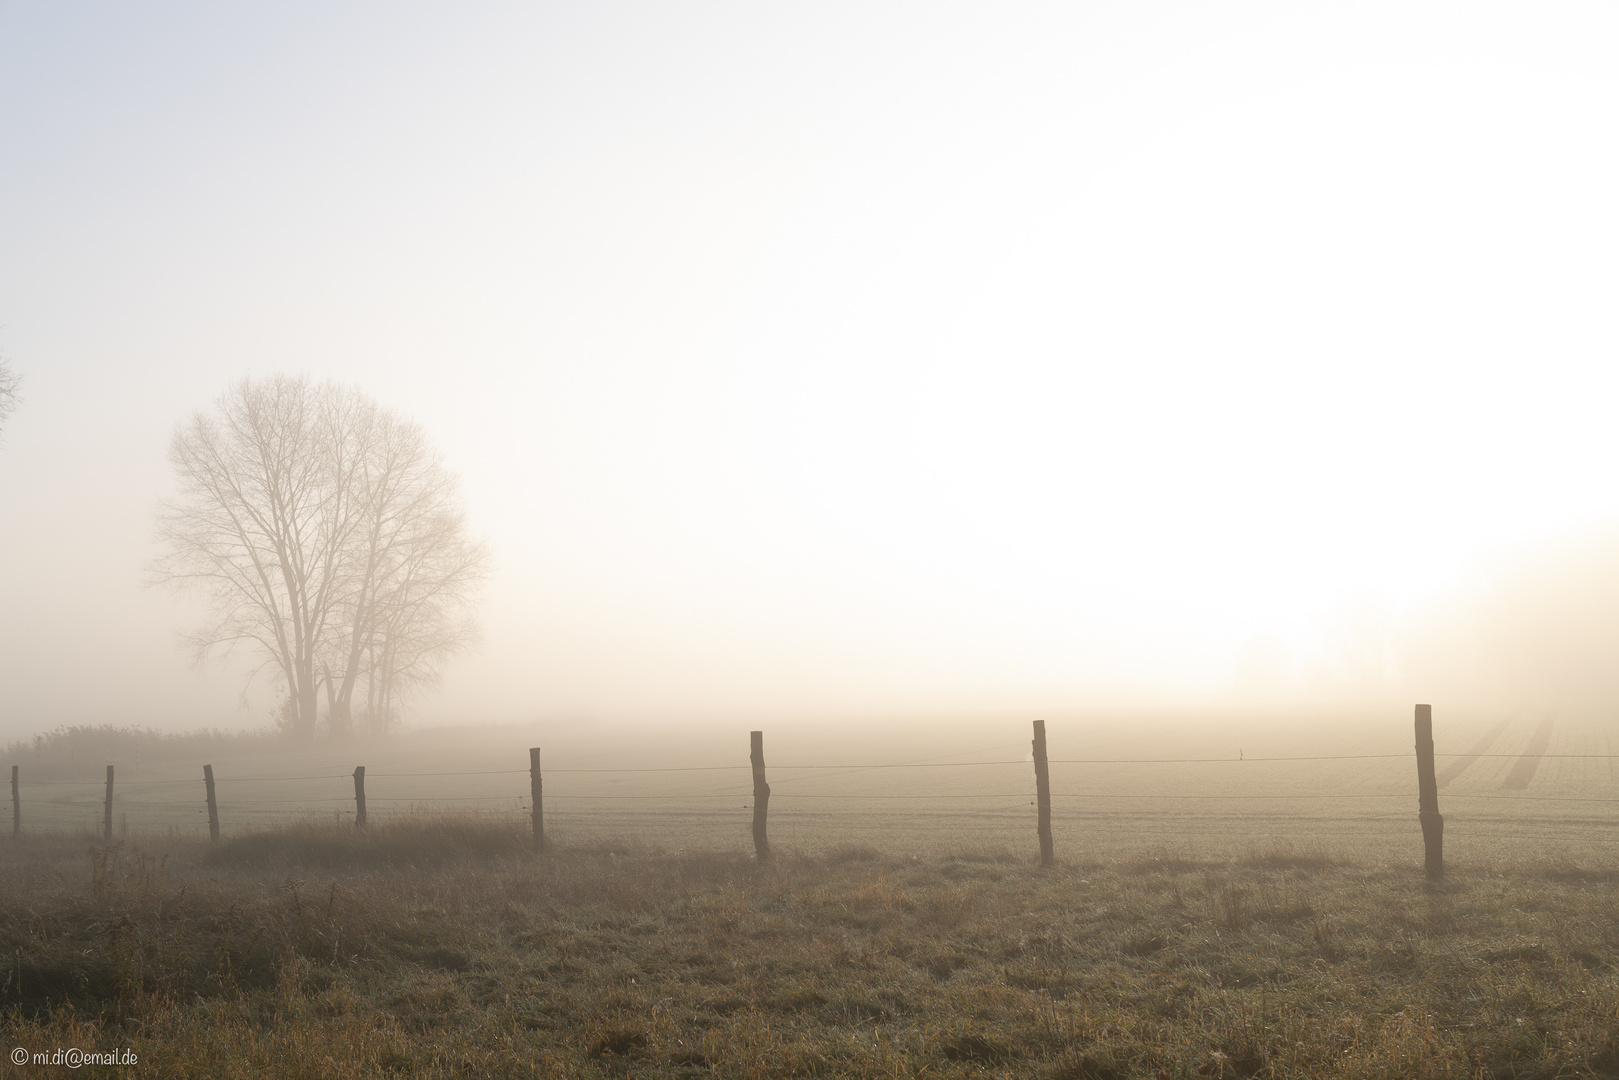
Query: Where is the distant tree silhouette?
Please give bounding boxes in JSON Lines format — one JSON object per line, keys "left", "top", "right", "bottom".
{"left": 153, "top": 376, "right": 489, "bottom": 740}
{"left": 318, "top": 402, "right": 490, "bottom": 737}
{"left": 0, "top": 359, "right": 20, "bottom": 437}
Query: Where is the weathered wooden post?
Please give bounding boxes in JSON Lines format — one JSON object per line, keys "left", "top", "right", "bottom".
{"left": 203, "top": 764, "right": 220, "bottom": 841}
{"left": 102, "top": 765, "right": 114, "bottom": 843}
{"left": 1415, "top": 704, "right": 1443, "bottom": 880}
{"left": 11, "top": 765, "right": 18, "bottom": 838}
{"left": 529, "top": 747, "right": 544, "bottom": 852}
{"left": 1033, "top": 720, "right": 1054, "bottom": 866}
{"left": 750, "top": 730, "right": 770, "bottom": 861}
{"left": 353, "top": 766, "right": 367, "bottom": 830}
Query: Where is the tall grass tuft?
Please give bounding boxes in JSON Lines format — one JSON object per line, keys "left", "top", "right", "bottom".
{"left": 208, "top": 813, "right": 530, "bottom": 869}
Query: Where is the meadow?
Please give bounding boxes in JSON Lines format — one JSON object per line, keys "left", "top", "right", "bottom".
{"left": 7, "top": 706, "right": 1617, "bottom": 862}
{"left": 4, "top": 708, "right": 1619, "bottom": 1077}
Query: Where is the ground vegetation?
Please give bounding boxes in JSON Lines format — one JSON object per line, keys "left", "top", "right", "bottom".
{"left": 4, "top": 819, "right": 1618, "bottom": 1078}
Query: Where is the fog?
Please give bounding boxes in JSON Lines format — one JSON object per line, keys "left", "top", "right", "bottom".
{"left": 3, "top": 3, "right": 1619, "bottom": 742}
{"left": 1399, "top": 528, "right": 1619, "bottom": 708}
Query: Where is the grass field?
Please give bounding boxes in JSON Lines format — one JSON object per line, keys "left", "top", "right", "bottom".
{"left": 5, "top": 819, "right": 1619, "bottom": 1078}
{"left": 6, "top": 709, "right": 1619, "bottom": 1077}
{"left": 10, "top": 707, "right": 1619, "bottom": 864}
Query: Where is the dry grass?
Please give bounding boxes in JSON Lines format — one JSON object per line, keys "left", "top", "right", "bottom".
{"left": 4, "top": 819, "right": 1619, "bottom": 1078}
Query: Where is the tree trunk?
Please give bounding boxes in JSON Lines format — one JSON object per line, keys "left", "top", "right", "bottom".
{"left": 330, "top": 651, "right": 363, "bottom": 740}
{"left": 378, "top": 651, "right": 395, "bottom": 738}
{"left": 364, "top": 642, "right": 377, "bottom": 735}
{"left": 294, "top": 669, "right": 319, "bottom": 742}
{"left": 324, "top": 664, "right": 353, "bottom": 740}
{"left": 329, "top": 698, "right": 353, "bottom": 741}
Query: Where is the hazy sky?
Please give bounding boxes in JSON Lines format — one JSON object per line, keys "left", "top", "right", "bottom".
{"left": 3, "top": 2, "right": 1618, "bottom": 737}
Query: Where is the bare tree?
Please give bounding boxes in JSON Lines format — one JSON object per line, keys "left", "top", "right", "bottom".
{"left": 154, "top": 375, "right": 487, "bottom": 740}
{"left": 321, "top": 409, "right": 490, "bottom": 737}
{"left": 0, "top": 359, "right": 21, "bottom": 437}
{"left": 359, "top": 534, "right": 487, "bottom": 737}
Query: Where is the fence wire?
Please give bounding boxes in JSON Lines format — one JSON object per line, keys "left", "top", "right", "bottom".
{"left": 11, "top": 738, "right": 1619, "bottom": 855}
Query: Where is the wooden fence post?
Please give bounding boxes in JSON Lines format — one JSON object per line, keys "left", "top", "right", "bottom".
{"left": 750, "top": 730, "right": 770, "bottom": 861}
{"left": 203, "top": 764, "right": 220, "bottom": 841}
{"left": 102, "top": 765, "right": 114, "bottom": 843}
{"left": 11, "top": 765, "right": 18, "bottom": 838}
{"left": 529, "top": 747, "right": 544, "bottom": 852}
{"left": 353, "top": 766, "right": 367, "bottom": 830}
{"left": 1415, "top": 704, "right": 1443, "bottom": 880}
{"left": 1033, "top": 720, "right": 1054, "bottom": 866}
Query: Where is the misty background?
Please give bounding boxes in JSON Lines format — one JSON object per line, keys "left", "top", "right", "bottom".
{"left": 3, "top": 2, "right": 1619, "bottom": 742}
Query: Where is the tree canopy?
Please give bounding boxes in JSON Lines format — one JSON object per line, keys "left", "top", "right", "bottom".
{"left": 153, "top": 375, "right": 490, "bottom": 739}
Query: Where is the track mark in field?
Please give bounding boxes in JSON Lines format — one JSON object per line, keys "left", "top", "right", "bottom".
{"left": 1501, "top": 708, "right": 1558, "bottom": 791}
{"left": 1437, "top": 711, "right": 1519, "bottom": 788}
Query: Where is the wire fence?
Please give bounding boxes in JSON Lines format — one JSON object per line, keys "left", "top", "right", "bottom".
{"left": 8, "top": 713, "right": 1619, "bottom": 863}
